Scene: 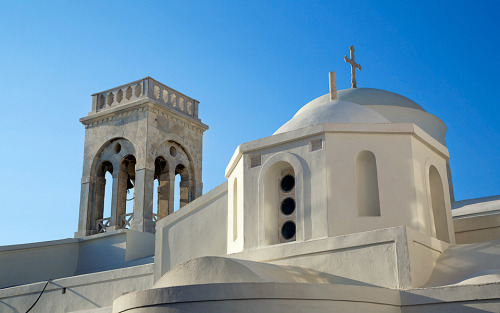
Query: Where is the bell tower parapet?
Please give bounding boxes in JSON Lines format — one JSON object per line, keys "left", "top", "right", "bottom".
{"left": 90, "top": 77, "right": 201, "bottom": 121}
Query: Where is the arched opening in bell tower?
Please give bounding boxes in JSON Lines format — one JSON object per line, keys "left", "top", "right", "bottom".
{"left": 95, "top": 161, "right": 113, "bottom": 233}
{"left": 117, "top": 155, "right": 136, "bottom": 229}
{"left": 104, "top": 171, "right": 113, "bottom": 223}
{"left": 175, "top": 164, "right": 191, "bottom": 212}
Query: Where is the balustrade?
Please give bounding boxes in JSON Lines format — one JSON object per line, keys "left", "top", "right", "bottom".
{"left": 119, "top": 213, "right": 134, "bottom": 229}
{"left": 91, "top": 77, "right": 199, "bottom": 119}
{"left": 97, "top": 217, "right": 111, "bottom": 233}
{"left": 96, "top": 212, "right": 134, "bottom": 232}
{"left": 96, "top": 211, "right": 170, "bottom": 233}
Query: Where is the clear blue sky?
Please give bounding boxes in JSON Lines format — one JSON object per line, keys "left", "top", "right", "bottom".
{"left": 0, "top": 1, "right": 499, "bottom": 245}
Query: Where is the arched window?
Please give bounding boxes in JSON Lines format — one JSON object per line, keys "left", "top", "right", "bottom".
{"left": 152, "top": 141, "right": 197, "bottom": 217}
{"left": 429, "top": 166, "right": 450, "bottom": 242}
{"left": 233, "top": 178, "right": 238, "bottom": 241}
{"left": 355, "top": 151, "right": 381, "bottom": 216}
{"left": 263, "top": 161, "right": 297, "bottom": 245}
{"left": 174, "top": 173, "right": 181, "bottom": 212}
{"left": 117, "top": 155, "right": 136, "bottom": 229}
{"left": 279, "top": 170, "right": 297, "bottom": 243}
{"left": 175, "top": 164, "right": 191, "bottom": 210}
{"left": 153, "top": 178, "right": 159, "bottom": 216}
{"left": 95, "top": 161, "right": 113, "bottom": 233}
{"left": 86, "top": 138, "right": 137, "bottom": 234}
{"left": 104, "top": 171, "right": 113, "bottom": 221}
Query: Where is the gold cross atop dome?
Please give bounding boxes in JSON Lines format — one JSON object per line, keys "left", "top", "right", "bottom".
{"left": 344, "top": 45, "right": 362, "bottom": 88}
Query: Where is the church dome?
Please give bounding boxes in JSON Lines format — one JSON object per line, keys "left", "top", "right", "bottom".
{"left": 338, "top": 88, "right": 425, "bottom": 111}
{"left": 274, "top": 98, "right": 391, "bottom": 135}
{"left": 274, "top": 87, "right": 447, "bottom": 146}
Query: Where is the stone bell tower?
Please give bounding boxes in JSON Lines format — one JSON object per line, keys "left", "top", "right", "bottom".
{"left": 75, "top": 77, "right": 208, "bottom": 237}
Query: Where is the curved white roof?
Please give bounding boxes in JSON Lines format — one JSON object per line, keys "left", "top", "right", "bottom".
{"left": 274, "top": 88, "right": 447, "bottom": 146}
{"left": 274, "top": 99, "right": 390, "bottom": 135}
{"left": 338, "top": 88, "right": 425, "bottom": 111}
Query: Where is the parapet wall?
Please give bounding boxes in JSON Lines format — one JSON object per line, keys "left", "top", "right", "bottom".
{"left": 90, "top": 77, "right": 200, "bottom": 120}
{"left": 154, "top": 181, "right": 228, "bottom": 281}
{"left": 0, "top": 230, "right": 154, "bottom": 289}
{"left": 0, "top": 263, "right": 153, "bottom": 313}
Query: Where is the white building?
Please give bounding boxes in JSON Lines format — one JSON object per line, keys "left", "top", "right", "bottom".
{"left": 1, "top": 66, "right": 500, "bottom": 312}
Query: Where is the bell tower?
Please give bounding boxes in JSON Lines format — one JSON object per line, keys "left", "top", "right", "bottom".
{"left": 75, "top": 77, "right": 208, "bottom": 237}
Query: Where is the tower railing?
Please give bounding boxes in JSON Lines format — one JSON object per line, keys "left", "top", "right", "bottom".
{"left": 95, "top": 212, "right": 168, "bottom": 233}
{"left": 91, "top": 77, "right": 200, "bottom": 120}
{"left": 97, "top": 217, "right": 111, "bottom": 233}
{"left": 96, "top": 213, "right": 134, "bottom": 233}
{"left": 119, "top": 213, "right": 134, "bottom": 229}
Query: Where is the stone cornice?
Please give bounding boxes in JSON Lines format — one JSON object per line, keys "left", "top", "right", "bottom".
{"left": 80, "top": 99, "right": 208, "bottom": 134}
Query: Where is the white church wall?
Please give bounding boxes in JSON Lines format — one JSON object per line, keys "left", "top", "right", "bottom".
{"left": 0, "top": 263, "right": 153, "bottom": 313}
{"left": 0, "top": 239, "right": 79, "bottom": 289}
{"left": 409, "top": 133, "right": 455, "bottom": 244}
{"left": 113, "top": 276, "right": 500, "bottom": 313}
{"left": 154, "top": 182, "right": 228, "bottom": 281}
{"left": 0, "top": 230, "right": 154, "bottom": 289}
{"left": 243, "top": 132, "right": 327, "bottom": 248}
{"left": 303, "top": 135, "right": 328, "bottom": 241}
{"left": 258, "top": 153, "right": 305, "bottom": 245}
{"left": 225, "top": 225, "right": 448, "bottom": 289}
{"left": 452, "top": 196, "right": 500, "bottom": 243}
{"left": 76, "top": 230, "right": 154, "bottom": 275}
{"left": 113, "top": 282, "right": 402, "bottom": 313}
{"left": 229, "top": 226, "right": 414, "bottom": 289}
{"left": 326, "top": 129, "right": 417, "bottom": 237}
{"left": 405, "top": 226, "right": 449, "bottom": 288}
{"left": 454, "top": 213, "right": 500, "bottom": 243}
{"left": 226, "top": 123, "right": 455, "bottom": 252}
{"left": 227, "top": 160, "right": 244, "bottom": 254}
{"left": 322, "top": 123, "right": 454, "bottom": 242}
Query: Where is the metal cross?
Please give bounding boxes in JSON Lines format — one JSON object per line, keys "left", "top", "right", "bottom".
{"left": 344, "top": 45, "right": 362, "bottom": 88}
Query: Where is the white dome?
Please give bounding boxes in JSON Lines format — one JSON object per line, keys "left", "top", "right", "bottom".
{"left": 338, "top": 88, "right": 425, "bottom": 111}
{"left": 274, "top": 99, "right": 390, "bottom": 135}
{"left": 274, "top": 88, "right": 447, "bottom": 146}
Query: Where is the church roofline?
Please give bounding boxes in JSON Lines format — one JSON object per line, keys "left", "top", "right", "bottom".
{"left": 88, "top": 77, "right": 202, "bottom": 122}
{"left": 225, "top": 123, "right": 449, "bottom": 178}
{"left": 79, "top": 99, "right": 209, "bottom": 132}
{"left": 91, "top": 76, "right": 199, "bottom": 103}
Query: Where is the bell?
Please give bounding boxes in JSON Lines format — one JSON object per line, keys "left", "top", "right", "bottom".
{"left": 127, "top": 176, "right": 135, "bottom": 190}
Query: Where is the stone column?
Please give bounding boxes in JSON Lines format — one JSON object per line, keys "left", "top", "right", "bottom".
{"left": 168, "top": 172, "right": 175, "bottom": 215}
{"left": 158, "top": 172, "right": 171, "bottom": 218}
{"left": 116, "top": 167, "right": 129, "bottom": 228}
{"left": 131, "top": 167, "right": 155, "bottom": 233}
{"left": 75, "top": 176, "right": 94, "bottom": 237}
{"left": 93, "top": 176, "right": 106, "bottom": 229}
{"left": 179, "top": 178, "right": 192, "bottom": 208}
